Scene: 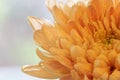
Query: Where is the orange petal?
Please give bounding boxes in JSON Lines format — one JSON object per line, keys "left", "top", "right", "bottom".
{"left": 71, "top": 70, "right": 81, "bottom": 80}
{"left": 87, "top": 4, "right": 98, "bottom": 21}
{"left": 94, "top": 59, "right": 108, "bottom": 68}
{"left": 91, "top": 0, "right": 113, "bottom": 19}
{"left": 105, "top": 6, "right": 114, "bottom": 19}
{"left": 86, "top": 49, "right": 98, "bottom": 63}
{"left": 114, "top": 2, "right": 120, "bottom": 26}
{"left": 34, "top": 30, "right": 51, "bottom": 50}
{"left": 100, "top": 72, "right": 109, "bottom": 80}
{"left": 70, "top": 2, "right": 86, "bottom": 21}
{"left": 34, "top": 26, "right": 58, "bottom": 50}
{"left": 71, "top": 29, "right": 83, "bottom": 46}
{"left": 46, "top": 0, "right": 68, "bottom": 26}
{"left": 54, "top": 55, "right": 73, "bottom": 69}
{"left": 22, "top": 65, "right": 58, "bottom": 79}
{"left": 60, "top": 74, "right": 73, "bottom": 80}
{"left": 70, "top": 45, "right": 86, "bottom": 61}
{"left": 36, "top": 48, "right": 52, "bottom": 60}
{"left": 108, "top": 49, "right": 117, "bottom": 66}
{"left": 109, "top": 69, "right": 120, "bottom": 80}
{"left": 115, "top": 54, "right": 120, "bottom": 69}
{"left": 49, "top": 47, "right": 71, "bottom": 59}
{"left": 93, "top": 67, "right": 109, "bottom": 78}
{"left": 77, "top": 57, "right": 88, "bottom": 63}
{"left": 60, "top": 38, "right": 73, "bottom": 50}
{"left": 42, "top": 60, "right": 69, "bottom": 75}
{"left": 74, "top": 62, "right": 92, "bottom": 75}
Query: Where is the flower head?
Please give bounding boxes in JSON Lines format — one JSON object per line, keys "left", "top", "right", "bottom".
{"left": 22, "top": 0, "right": 120, "bottom": 80}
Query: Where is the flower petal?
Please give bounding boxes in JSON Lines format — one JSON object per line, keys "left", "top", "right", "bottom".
{"left": 54, "top": 55, "right": 73, "bottom": 69}
{"left": 93, "top": 67, "right": 109, "bottom": 78}
{"left": 36, "top": 48, "right": 52, "bottom": 60}
{"left": 46, "top": 0, "right": 68, "bottom": 26}
{"left": 91, "top": 0, "right": 113, "bottom": 19}
{"left": 60, "top": 74, "right": 73, "bottom": 80}
{"left": 115, "top": 54, "right": 120, "bottom": 69}
{"left": 87, "top": 4, "right": 98, "bottom": 21}
{"left": 22, "top": 65, "right": 58, "bottom": 79}
{"left": 71, "top": 70, "right": 81, "bottom": 80}
{"left": 49, "top": 47, "right": 71, "bottom": 59}
{"left": 74, "top": 62, "right": 92, "bottom": 75}
{"left": 28, "top": 16, "right": 52, "bottom": 31}
{"left": 70, "top": 45, "right": 86, "bottom": 62}
{"left": 42, "top": 60, "right": 70, "bottom": 75}
{"left": 109, "top": 69, "right": 120, "bottom": 80}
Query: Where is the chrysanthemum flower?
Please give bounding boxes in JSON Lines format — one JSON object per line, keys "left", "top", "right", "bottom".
{"left": 22, "top": 0, "right": 120, "bottom": 80}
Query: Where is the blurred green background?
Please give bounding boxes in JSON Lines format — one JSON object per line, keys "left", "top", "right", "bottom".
{"left": 0, "top": 0, "right": 53, "bottom": 66}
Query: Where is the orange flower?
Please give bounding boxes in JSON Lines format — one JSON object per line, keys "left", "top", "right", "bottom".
{"left": 22, "top": 0, "right": 120, "bottom": 80}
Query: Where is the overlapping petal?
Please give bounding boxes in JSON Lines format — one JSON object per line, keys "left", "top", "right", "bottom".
{"left": 23, "top": 0, "right": 120, "bottom": 80}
